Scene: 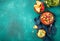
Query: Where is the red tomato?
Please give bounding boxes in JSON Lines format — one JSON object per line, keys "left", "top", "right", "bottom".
{"left": 40, "top": 3, "right": 45, "bottom": 12}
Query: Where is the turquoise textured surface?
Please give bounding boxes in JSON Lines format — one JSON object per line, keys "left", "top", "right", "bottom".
{"left": 0, "top": 0, "right": 60, "bottom": 41}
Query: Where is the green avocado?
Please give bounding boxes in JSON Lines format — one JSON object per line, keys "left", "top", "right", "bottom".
{"left": 44, "top": 0, "right": 59, "bottom": 7}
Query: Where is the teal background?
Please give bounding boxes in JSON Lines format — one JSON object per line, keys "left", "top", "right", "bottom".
{"left": 0, "top": 0, "right": 60, "bottom": 41}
